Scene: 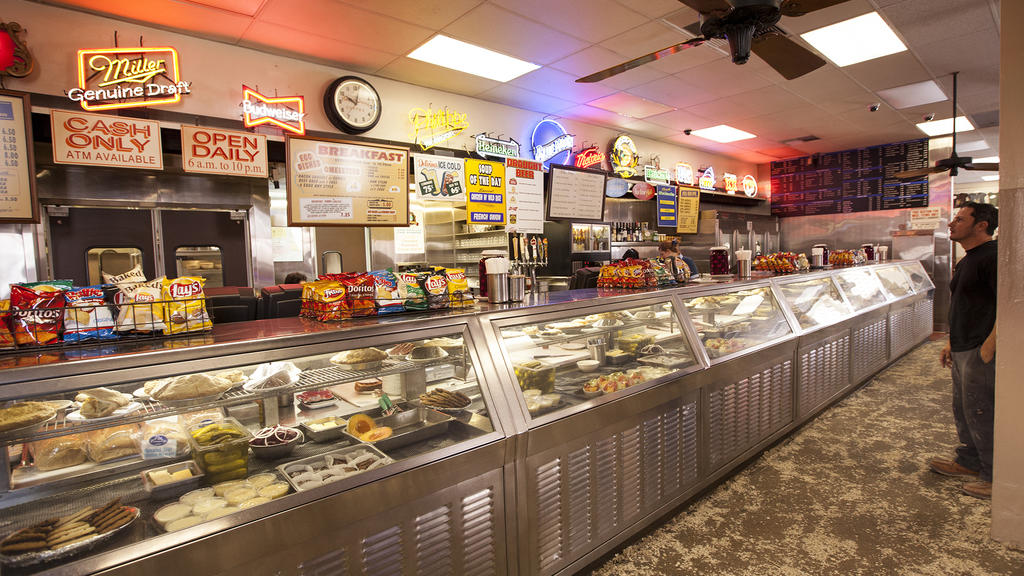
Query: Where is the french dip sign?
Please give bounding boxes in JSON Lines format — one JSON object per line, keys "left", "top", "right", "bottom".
{"left": 69, "top": 47, "right": 192, "bottom": 111}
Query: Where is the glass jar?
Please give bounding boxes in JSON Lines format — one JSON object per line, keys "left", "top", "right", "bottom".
{"left": 709, "top": 246, "right": 730, "bottom": 276}
{"left": 861, "top": 243, "right": 875, "bottom": 262}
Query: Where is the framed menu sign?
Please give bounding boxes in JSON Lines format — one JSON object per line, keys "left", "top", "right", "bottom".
{"left": 545, "top": 164, "right": 606, "bottom": 222}
{"left": 0, "top": 90, "right": 37, "bottom": 223}
{"left": 286, "top": 136, "right": 409, "bottom": 227}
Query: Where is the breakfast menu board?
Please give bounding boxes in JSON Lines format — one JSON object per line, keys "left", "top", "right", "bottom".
{"left": 0, "top": 91, "right": 36, "bottom": 223}
{"left": 546, "top": 164, "right": 606, "bottom": 222}
{"left": 287, "top": 136, "right": 409, "bottom": 226}
{"left": 770, "top": 139, "right": 929, "bottom": 218}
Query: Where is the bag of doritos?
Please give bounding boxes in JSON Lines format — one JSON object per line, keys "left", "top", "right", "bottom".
{"left": 445, "top": 268, "right": 473, "bottom": 308}
{"left": 10, "top": 280, "right": 73, "bottom": 346}
{"left": 163, "top": 276, "right": 212, "bottom": 334}
{"left": 116, "top": 278, "right": 167, "bottom": 333}
{"left": 64, "top": 285, "right": 117, "bottom": 342}
{"left": 420, "top": 270, "right": 449, "bottom": 310}
{"left": 342, "top": 273, "right": 376, "bottom": 318}
{"left": 0, "top": 300, "right": 15, "bottom": 349}
{"left": 398, "top": 272, "right": 428, "bottom": 311}
{"left": 369, "top": 269, "right": 406, "bottom": 315}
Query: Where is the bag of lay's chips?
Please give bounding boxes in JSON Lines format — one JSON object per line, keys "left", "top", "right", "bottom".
{"left": 64, "top": 285, "right": 117, "bottom": 342}
{"left": 398, "top": 272, "right": 428, "bottom": 311}
{"left": 445, "top": 268, "right": 473, "bottom": 308}
{"left": 0, "top": 300, "right": 16, "bottom": 349}
{"left": 369, "top": 269, "right": 406, "bottom": 315}
{"left": 115, "top": 278, "right": 166, "bottom": 333}
{"left": 420, "top": 270, "right": 449, "bottom": 310}
{"left": 10, "top": 280, "right": 73, "bottom": 346}
{"left": 342, "top": 273, "right": 376, "bottom": 318}
{"left": 163, "top": 276, "right": 212, "bottom": 334}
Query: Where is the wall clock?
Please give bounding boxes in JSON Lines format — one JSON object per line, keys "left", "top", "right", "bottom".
{"left": 324, "top": 76, "right": 381, "bottom": 134}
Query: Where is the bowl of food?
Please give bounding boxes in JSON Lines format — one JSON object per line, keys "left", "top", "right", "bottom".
{"left": 577, "top": 360, "right": 600, "bottom": 373}
{"left": 249, "top": 425, "right": 303, "bottom": 460}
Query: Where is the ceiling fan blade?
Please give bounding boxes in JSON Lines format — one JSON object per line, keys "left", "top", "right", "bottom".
{"left": 677, "top": 0, "right": 732, "bottom": 14}
{"left": 894, "top": 166, "right": 946, "bottom": 179}
{"left": 780, "top": 0, "right": 853, "bottom": 17}
{"left": 576, "top": 38, "right": 706, "bottom": 83}
{"left": 751, "top": 32, "right": 826, "bottom": 80}
{"left": 964, "top": 162, "right": 999, "bottom": 171}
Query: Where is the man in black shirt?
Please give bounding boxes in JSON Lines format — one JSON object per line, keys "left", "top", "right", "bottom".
{"left": 928, "top": 202, "right": 998, "bottom": 499}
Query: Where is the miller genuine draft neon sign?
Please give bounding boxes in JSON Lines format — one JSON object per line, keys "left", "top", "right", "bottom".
{"left": 70, "top": 46, "right": 192, "bottom": 111}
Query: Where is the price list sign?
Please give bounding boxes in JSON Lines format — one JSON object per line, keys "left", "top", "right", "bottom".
{"left": 676, "top": 186, "right": 700, "bottom": 234}
{"left": 656, "top": 184, "right": 677, "bottom": 228}
{"left": 287, "top": 136, "right": 409, "bottom": 227}
{"left": 0, "top": 91, "right": 37, "bottom": 223}
{"left": 546, "top": 165, "right": 606, "bottom": 222}
{"left": 770, "top": 139, "right": 929, "bottom": 218}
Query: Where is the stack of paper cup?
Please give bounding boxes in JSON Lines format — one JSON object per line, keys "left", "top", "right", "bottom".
{"left": 735, "top": 249, "right": 752, "bottom": 278}
{"left": 810, "top": 246, "right": 824, "bottom": 268}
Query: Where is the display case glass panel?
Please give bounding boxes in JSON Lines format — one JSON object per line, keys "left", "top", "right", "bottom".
{"left": 496, "top": 300, "right": 697, "bottom": 421}
{"left": 0, "top": 328, "right": 493, "bottom": 568}
{"left": 683, "top": 286, "right": 793, "bottom": 360}
{"left": 833, "top": 269, "right": 888, "bottom": 311}
{"left": 900, "top": 261, "right": 934, "bottom": 292}
{"left": 775, "top": 277, "right": 853, "bottom": 330}
{"left": 875, "top": 265, "right": 913, "bottom": 299}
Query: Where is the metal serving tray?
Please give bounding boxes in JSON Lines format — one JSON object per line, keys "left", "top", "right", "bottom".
{"left": 276, "top": 444, "right": 392, "bottom": 492}
{"left": 367, "top": 407, "right": 454, "bottom": 452}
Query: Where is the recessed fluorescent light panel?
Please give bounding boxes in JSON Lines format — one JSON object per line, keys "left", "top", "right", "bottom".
{"left": 957, "top": 140, "right": 989, "bottom": 152}
{"left": 408, "top": 35, "right": 540, "bottom": 82}
{"left": 981, "top": 175, "right": 999, "bottom": 181}
{"left": 690, "top": 124, "right": 756, "bottom": 143}
{"left": 801, "top": 12, "right": 906, "bottom": 67}
{"left": 877, "top": 80, "right": 946, "bottom": 109}
{"left": 916, "top": 116, "right": 974, "bottom": 136}
{"left": 973, "top": 156, "right": 999, "bottom": 164}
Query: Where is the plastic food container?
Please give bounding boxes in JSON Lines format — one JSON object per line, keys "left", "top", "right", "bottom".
{"left": 188, "top": 417, "right": 251, "bottom": 485}
{"left": 298, "top": 416, "right": 352, "bottom": 443}
{"left": 514, "top": 361, "right": 555, "bottom": 394}
{"left": 141, "top": 461, "right": 204, "bottom": 500}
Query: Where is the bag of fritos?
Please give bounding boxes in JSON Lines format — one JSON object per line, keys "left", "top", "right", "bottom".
{"left": 10, "top": 280, "right": 73, "bottom": 346}
{"left": 162, "top": 276, "right": 213, "bottom": 334}
{"left": 445, "top": 268, "right": 473, "bottom": 308}
{"left": 64, "top": 285, "right": 117, "bottom": 342}
{"left": 0, "top": 300, "right": 15, "bottom": 349}
{"left": 116, "top": 278, "right": 167, "bottom": 333}
{"left": 311, "top": 280, "right": 345, "bottom": 321}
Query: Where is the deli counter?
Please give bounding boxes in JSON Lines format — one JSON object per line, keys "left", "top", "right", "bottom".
{"left": 0, "top": 262, "right": 934, "bottom": 575}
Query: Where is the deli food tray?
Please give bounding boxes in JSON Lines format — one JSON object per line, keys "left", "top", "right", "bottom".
{"left": 0, "top": 506, "right": 140, "bottom": 568}
{"left": 277, "top": 444, "right": 393, "bottom": 492}
{"left": 364, "top": 407, "right": 454, "bottom": 452}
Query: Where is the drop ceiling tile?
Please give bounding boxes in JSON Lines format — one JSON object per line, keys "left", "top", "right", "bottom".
{"left": 184, "top": 0, "right": 266, "bottom": 16}
{"left": 836, "top": 106, "right": 909, "bottom": 131}
{"left": 919, "top": 30, "right": 1000, "bottom": 91}
{"left": 48, "top": 0, "right": 254, "bottom": 41}
{"left": 882, "top": 0, "right": 995, "bottom": 46}
{"left": 240, "top": 21, "right": 399, "bottom": 72}
{"left": 842, "top": 51, "right": 930, "bottom": 92}
{"left": 627, "top": 75, "right": 717, "bottom": 108}
{"left": 777, "top": 0, "right": 875, "bottom": 35}
{"left": 715, "top": 85, "right": 808, "bottom": 120}
{"left": 648, "top": 47, "right": 728, "bottom": 75}
{"left": 259, "top": 0, "right": 433, "bottom": 55}
{"left": 549, "top": 45, "right": 624, "bottom": 76}
{"left": 877, "top": 80, "right": 947, "bottom": 109}
{"left": 443, "top": 4, "right": 589, "bottom": 65}
{"left": 560, "top": 104, "right": 632, "bottom": 127}
{"left": 493, "top": 0, "right": 647, "bottom": 43}
{"left": 476, "top": 84, "right": 576, "bottom": 116}
{"left": 617, "top": 119, "right": 678, "bottom": 140}
{"left": 644, "top": 109, "right": 712, "bottom": 131}
{"left": 376, "top": 57, "right": 500, "bottom": 96}
{"left": 599, "top": 20, "right": 689, "bottom": 60}
{"left": 599, "top": 65, "right": 671, "bottom": 92}
{"left": 336, "top": 0, "right": 482, "bottom": 29}
{"left": 509, "top": 67, "right": 618, "bottom": 104}
{"left": 677, "top": 59, "right": 775, "bottom": 98}
{"left": 614, "top": 0, "right": 692, "bottom": 19}
{"left": 587, "top": 92, "right": 675, "bottom": 119}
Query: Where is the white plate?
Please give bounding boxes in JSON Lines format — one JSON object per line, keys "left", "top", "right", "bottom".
{"left": 133, "top": 387, "right": 151, "bottom": 400}
{"left": 408, "top": 348, "right": 449, "bottom": 363}
{"left": 42, "top": 400, "right": 73, "bottom": 412}
{"left": 558, "top": 342, "right": 586, "bottom": 351}
{"left": 66, "top": 402, "right": 143, "bottom": 422}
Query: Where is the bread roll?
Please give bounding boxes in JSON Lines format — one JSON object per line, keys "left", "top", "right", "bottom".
{"left": 78, "top": 387, "right": 129, "bottom": 418}
{"left": 32, "top": 436, "right": 88, "bottom": 471}
{"left": 86, "top": 424, "right": 140, "bottom": 462}
{"left": 151, "top": 373, "right": 233, "bottom": 401}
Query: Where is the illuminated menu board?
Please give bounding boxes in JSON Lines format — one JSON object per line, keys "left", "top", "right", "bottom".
{"left": 546, "top": 164, "right": 606, "bottom": 222}
{"left": 770, "top": 139, "right": 929, "bottom": 217}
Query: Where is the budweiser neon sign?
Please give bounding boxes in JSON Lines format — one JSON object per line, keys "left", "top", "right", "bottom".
{"left": 70, "top": 46, "right": 192, "bottom": 111}
{"left": 574, "top": 146, "right": 605, "bottom": 169}
{"left": 242, "top": 86, "right": 305, "bottom": 135}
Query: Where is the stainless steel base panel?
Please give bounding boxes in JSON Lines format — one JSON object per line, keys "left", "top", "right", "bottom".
{"left": 913, "top": 293, "right": 935, "bottom": 342}
{"left": 850, "top": 308, "right": 891, "bottom": 385}
{"left": 889, "top": 299, "right": 919, "bottom": 359}
{"left": 518, "top": 380, "right": 701, "bottom": 576}
{"left": 100, "top": 442, "right": 508, "bottom": 576}
{"left": 796, "top": 323, "right": 853, "bottom": 420}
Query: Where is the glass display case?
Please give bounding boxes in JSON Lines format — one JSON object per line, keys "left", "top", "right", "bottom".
{"left": 874, "top": 265, "right": 914, "bottom": 299}
{"left": 494, "top": 298, "right": 699, "bottom": 422}
{"left": 833, "top": 268, "right": 888, "bottom": 311}
{"left": 0, "top": 326, "right": 497, "bottom": 571}
{"left": 774, "top": 276, "right": 853, "bottom": 330}
{"left": 683, "top": 286, "right": 794, "bottom": 361}
{"left": 900, "top": 261, "right": 934, "bottom": 292}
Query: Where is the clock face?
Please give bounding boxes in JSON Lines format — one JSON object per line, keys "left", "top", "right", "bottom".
{"left": 325, "top": 76, "right": 381, "bottom": 134}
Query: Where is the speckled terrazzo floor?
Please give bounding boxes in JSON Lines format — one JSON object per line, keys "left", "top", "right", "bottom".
{"left": 587, "top": 339, "right": 1024, "bottom": 576}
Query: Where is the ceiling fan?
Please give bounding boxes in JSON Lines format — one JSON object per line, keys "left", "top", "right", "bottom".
{"left": 894, "top": 72, "right": 998, "bottom": 179}
{"left": 576, "top": 0, "right": 852, "bottom": 84}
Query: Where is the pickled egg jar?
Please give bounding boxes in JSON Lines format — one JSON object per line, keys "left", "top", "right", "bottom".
{"left": 709, "top": 246, "right": 731, "bottom": 276}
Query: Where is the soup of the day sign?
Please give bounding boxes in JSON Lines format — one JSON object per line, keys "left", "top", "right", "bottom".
{"left": 51, "top": 109, "right": 162, "bottom": 169}
{"left": 181, "top": 126, "right": 267, "bottom": 178}
{"left": 465, "top": 159, "right": 505, "bottom": 224}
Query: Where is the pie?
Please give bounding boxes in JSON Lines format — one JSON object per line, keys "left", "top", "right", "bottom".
{"left": 0, "top": 402, "right": 56, "bottom": 433}
{"left": 330, "top": 348, "right": 387, "bottom": 365}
